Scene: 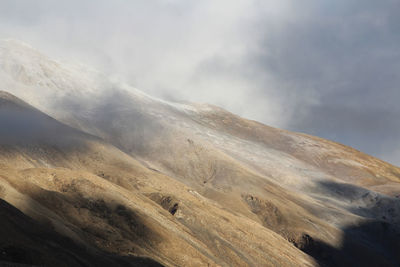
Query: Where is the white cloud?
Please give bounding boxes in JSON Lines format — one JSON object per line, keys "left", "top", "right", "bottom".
{"left": 0, "top": 0, "right": 399, "bottom": 165}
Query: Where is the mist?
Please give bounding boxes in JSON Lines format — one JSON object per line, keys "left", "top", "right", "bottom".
{"left": 0, "top": 0, "right": 399, "bottom": 166}
{"left": 0, "top": 91, "right": 94, "bottom": 149}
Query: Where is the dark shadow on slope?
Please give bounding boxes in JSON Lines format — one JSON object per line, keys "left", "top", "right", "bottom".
{"left": 300, "top": 220, "right": 400, "bottom": 267}
{"left": 0, "top": 198, "right": 164, "bottom": 267}
{"left": 0, "top": 90, "right": 117, "bottom": 169}
{"left": 0, "top": 91, "right": 99, "bottom": 149}
{"left": 0, "top": 91, "right": 165, "bottom": 266}
{"left": 44, "top": 88, "right": 167, "bottom": 157}
{"left": 25, "top": 182, "right": 165, "bottom": 264}
{"left": 147, "top": 193, "right": 180, "bottom": 216}
{"left": 300, "top": 181, "right": 400, "bottom": 267}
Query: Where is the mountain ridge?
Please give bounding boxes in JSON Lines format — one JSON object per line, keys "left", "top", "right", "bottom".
{"left": 0, "top": 90, "right": 317, "bottom": 266}
{"left": 0, "top": 40, "right": 399, "bottom": 266}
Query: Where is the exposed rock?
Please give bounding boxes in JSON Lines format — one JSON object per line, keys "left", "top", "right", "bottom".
{"left": 147, "top": 193, "right": 180, "bottom": 216}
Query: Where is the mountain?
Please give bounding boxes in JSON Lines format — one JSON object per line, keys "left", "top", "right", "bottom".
{"left": 0, "top": 39, "right": 400, "bottom": 266}
{"left": 0, "top": 88, "right": 313, "bottom": 265}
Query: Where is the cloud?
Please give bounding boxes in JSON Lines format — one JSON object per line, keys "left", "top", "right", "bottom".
{"left": 0, "top": 0, "right": 398, "bottom": 166}
{"left": 0, "top": 0, "right": 292, "bottom": 124}
{"left": 248, "top": 0, "right": 400, "bottom": 165}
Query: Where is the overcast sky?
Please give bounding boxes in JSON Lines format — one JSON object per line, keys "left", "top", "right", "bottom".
{"left": 0, "top": 0, "right": 399, "bottom": 166}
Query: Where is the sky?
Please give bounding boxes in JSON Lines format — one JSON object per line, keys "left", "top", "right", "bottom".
{"left": 0, "top": 0, "right": 399, "bottom": 166}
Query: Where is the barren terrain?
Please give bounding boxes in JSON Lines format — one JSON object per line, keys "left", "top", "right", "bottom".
{"left": 0, "top": 39, "right": 399, "bottom": 266}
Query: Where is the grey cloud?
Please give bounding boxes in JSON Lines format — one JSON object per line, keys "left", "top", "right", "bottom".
{"left": 247, "top": 0, "right": 400, "bottom": 165}
{"left": 290, "top": 104, "right": 400, "bottom": 159}
{"left": 0, "top": 0, "right": 399, "bottom": 165}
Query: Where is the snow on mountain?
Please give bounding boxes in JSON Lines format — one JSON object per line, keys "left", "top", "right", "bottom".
{"left": 1, "top": 39, "right": 400, "bottom": 266}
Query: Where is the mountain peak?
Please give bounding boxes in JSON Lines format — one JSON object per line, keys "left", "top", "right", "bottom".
{"left": 0, "top": 38, "right": 44, "bottom": 62}
{"left": 0, "top": 90, "right": 16, "bottom": 99}
{"left": 0, "top": 90, "right": 30, "bottom": 108}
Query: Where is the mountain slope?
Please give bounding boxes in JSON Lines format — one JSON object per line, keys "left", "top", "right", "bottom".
{"left": 0, "top": 91, "right": 316, "bottom": 266}
{"left": 0, "top": 198, "right": 163, "bottom": 267}
{"left": 1, "top": 39, "right": 400, "bottom": 266}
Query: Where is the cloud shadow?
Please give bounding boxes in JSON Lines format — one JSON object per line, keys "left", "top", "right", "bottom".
{"left": 301, "top": 181, "right": 400, "bottom": 267}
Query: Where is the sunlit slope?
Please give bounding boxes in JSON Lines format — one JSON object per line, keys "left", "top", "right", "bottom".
{"left": 1, "top": 39, "right": 400, "bottom": 266}
{"left": 0, "top": 91, "right": 316, "bottom": 266}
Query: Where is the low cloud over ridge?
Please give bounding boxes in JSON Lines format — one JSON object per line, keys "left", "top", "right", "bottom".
{"left": 0, "top": 0, "right": 399, "bottom": 165}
